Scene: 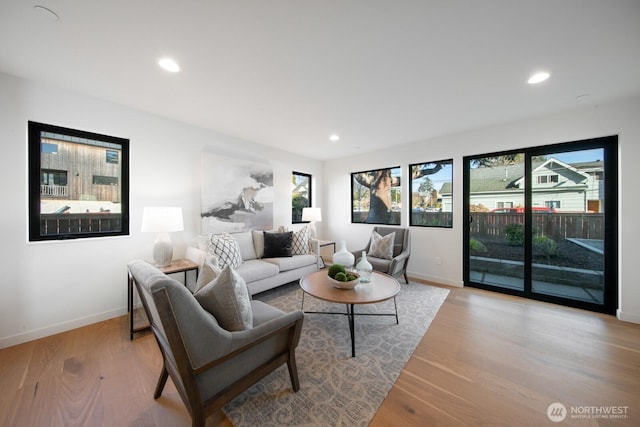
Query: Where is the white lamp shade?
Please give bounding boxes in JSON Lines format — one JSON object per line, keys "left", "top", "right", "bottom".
{"left": 141, "top": 207, "right": 184, "bottom": 232}
{"left": 302, "top": 207, "right": 322, "bottom": 222}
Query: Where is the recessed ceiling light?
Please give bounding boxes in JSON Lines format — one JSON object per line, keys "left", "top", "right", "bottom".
{"left": 329, "top": 134, "right": 340, "bottom": 142}
{"left": 528, "top": 71, "right": 550, "bottom": 84}
{"left": 34, "top": 5, "right": 59, "bottom": 21}
{"left": 158, "top": 58, "right": 180, "bottom": 73}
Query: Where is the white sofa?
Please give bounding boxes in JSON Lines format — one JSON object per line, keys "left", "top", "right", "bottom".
{"left": 187, "top": 229, "right": 320, "bottom": 295}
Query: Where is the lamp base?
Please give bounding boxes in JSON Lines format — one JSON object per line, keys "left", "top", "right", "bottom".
{"left": 153, "top": 233, "right": 173, "bottom": 267}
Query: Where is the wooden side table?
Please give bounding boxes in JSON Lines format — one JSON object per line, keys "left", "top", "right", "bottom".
{"left": 318, "top": 240, "right": 336, "bottom": 268}
{"left": 128, "top": 258, "right": 198, "bottom": 340}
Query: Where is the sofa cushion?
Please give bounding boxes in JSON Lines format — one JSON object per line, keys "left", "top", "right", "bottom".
{"left": 235, "top": 259, "right": 280, "bottom": 283}
{"left": 263, "top": 231, "right": 293, "bottom": 258}
{"left": 194, "top": 266, "right": 253, "bottom": 331}
{"left": 369, "top": 230, "right": 395, "bottom": 260}
{"left": 230, "top": 231, "right": 257, "bottom": 261}
{"left": 208, "top": 233, "right": 242, "bottom": 268}
{"left": 263, "top": 254, "right": 317, "bottom": 272}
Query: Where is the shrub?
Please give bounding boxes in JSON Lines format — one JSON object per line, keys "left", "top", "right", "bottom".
{"left": 533, "top": 235, "right": 558, "bottom": 259}
{"left": 504, "top": 224, "right": 525, "bottom": 246}
{"left": 469, "top": 238, "right": 488, "bottom": 253}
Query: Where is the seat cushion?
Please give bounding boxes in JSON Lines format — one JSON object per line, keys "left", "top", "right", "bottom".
{"left": 251, "top": 300, "right": 285, "bottom": 327}
{"left": 235, "top": 259, "right": 280, "bottom": 283}
{"left": 367, "top": 256, "right": 392, "bottom": 273}
{"left": 194, "top": 266, "right": 253, "bottom": 331}
{"left": 262, "top": 254, "right": 316, "bottom": 272}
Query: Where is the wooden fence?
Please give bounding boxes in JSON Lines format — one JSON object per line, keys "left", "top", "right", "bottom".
{"left": 470, "top": 213, "right": 604, "bottom": 240}
{"left": 40, "top": 213, "right": 122, "bottom": 236}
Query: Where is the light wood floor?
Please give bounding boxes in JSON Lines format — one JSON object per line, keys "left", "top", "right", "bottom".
{"left": 1, "top": 285, "right": 639, "bottom": 426}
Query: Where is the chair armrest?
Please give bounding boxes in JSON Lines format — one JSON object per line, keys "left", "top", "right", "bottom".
{"left": 350, "top": 249, "right": 366, "bottom": 264}
{"left": 388, "top": 250, "right": 410, "bottom": 276}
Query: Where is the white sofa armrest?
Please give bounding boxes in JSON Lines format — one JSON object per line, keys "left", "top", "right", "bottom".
{"left": 186, "top": 246, "right": 219, "bottom": 269}
{"left": 309, "top": 237, "right": 321, "bottom": 267}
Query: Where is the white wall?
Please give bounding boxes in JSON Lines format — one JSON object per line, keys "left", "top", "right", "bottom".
{"left": 324, "top": 95, "right": 640, "bottom": 323}
{"left": 0, "top": 72, "right": 323, "bottom": 348}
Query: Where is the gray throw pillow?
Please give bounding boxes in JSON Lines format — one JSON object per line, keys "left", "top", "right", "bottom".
{"left": 369, "top": 231, "right": 395, "bottom": 260}
{"left": 194, "top": 261, "right": 221, "bottom": 293}
{"left": 194, "top": 266, "right": 253, "bottom": 331}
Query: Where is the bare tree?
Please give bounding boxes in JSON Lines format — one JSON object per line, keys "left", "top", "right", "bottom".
{"left": 353, "top": 163, "right": 444, "bottom": 223}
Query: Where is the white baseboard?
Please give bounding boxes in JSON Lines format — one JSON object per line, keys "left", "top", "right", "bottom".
{"left": 0, "top": 307, "right": 128, "bottom": 350}
{"left": 616, "top": 309, "right": 640, "bottom": 324}
{"left": 408, "top": 271, "right": 463, "bottom": 288}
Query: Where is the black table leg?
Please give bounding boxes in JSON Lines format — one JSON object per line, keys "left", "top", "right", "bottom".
{"left": 347, "top": 303, "right": 356, "bottom": 357}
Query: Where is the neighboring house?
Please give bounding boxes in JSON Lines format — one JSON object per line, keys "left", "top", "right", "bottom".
{"left": 40, "top": 134, "right": 122, "bottom": 213}
{"left": 439, "top": 158, "right": 604, "bottom": 213}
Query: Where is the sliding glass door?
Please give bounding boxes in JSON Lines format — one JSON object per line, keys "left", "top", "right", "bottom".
{"left": 463, "top": 137, "right": 618, "bottom": 314}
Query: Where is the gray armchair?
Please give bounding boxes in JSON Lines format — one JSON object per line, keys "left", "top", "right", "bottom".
{"left": 127, "top": 260, "right": 303, "bottom": 427}
{"left": 352, "top": 226, "right": 411, "bottom": 283}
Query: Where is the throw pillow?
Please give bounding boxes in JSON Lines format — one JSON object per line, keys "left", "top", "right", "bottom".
{"left": 252, "top": 230, "right": 265, "bottom": 258}
{"left": 369, "top": 231, "right": 396, "bottom": 260}
{"left": 291, "top": 226, "right": 309, "bottom": 255}
{"left": 194, "top": 261, "right": 221, "bottom": 292}
{"left": 208, "top": 233, "right": 242, "bottom": 269}
{"left": 194, "top": 266, "right": 253, "bottom": 331}
{"left": 263, "top": 231, "right": 293, "bottom": 258}
{"left": 230, "top": 231, "right": 257, "bottom": 260}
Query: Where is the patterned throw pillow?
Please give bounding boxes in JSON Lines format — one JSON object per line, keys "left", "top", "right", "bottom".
{"left": 208, "top": 233, "right": 242, "bottom": 269}
{"left": 291, "top": 227, "right": 309, "bottom": 255}
{"left": 369, "top": 231, "right": 396, "bottom": 260}
{"left": 194, "top": 266, "right": 253, "bottom": 331}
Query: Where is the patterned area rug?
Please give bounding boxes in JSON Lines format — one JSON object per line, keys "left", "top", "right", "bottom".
{"left": 223, "top": 280, "right": 449, "bottom": 426}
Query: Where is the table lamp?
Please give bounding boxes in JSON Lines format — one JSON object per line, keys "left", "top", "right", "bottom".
{"left": 302, "top": 207, "right": 322, "bottom": 238}
{"left": 141, "top": 207, "right": 184, "bottom": 267}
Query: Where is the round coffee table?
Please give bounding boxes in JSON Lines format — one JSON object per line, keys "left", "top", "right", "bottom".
{"left": 299, "top": 270, "right": 401, "bottom": 357}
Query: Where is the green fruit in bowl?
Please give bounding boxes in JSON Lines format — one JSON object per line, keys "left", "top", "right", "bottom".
{"left": 328, "top": 264, "right": 346, "bottom": 279}
{"left": 334, "top": 272, "right": 348, "bottom": 282}
{"left": 346, "top": 274, "right": 357, "bottom": 281}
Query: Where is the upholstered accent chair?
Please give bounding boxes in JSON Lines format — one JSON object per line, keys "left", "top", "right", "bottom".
{"left": 127, "top": 260, "right": 304, "bottom": 427}
{"left": 352, "top": 226, "right": 411, "bottom": 283}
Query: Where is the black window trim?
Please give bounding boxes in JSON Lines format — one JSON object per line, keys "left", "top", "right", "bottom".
{"left": 28, "top": 121, "right": 130, "bottom": 241}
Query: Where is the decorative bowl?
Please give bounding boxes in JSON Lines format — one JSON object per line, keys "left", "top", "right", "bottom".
{"left": 327, "top": 272, "right": 360, "bottom": 289}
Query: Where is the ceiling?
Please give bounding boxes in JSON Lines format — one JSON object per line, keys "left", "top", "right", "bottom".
{"left": 1, "top": 1, "right": 639, "bottom": 161}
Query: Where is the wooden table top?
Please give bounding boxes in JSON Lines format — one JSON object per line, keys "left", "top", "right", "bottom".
{"left": 300, "top": 270, "right": 400, "bottom": 305}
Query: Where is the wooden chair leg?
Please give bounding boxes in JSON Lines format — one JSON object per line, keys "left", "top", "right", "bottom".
{"left": 287, "top": 352, "right": 300, "bottom": 392}
{"left": 153, "top": 365, "right": 169, "bottom": 399}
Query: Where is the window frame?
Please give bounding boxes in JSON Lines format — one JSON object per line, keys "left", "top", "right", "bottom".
{"left": 28, "top": 121, "right": 130, "bottom": 241}
{"left": 292, "top": 171, "right": 312, "bottom": 224}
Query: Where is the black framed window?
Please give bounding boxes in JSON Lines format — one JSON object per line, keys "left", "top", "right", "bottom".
{"left": 351, "top": 166, "right": 401, "bottom": 225}
{"left": 292, "top": 171, "right": 311, "bottom": 223}
{"left": 28, "top": 121, "right": 130, "bottom": 241}
{"left": 409, "top": 159, "right": 453, "bottom": 227}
